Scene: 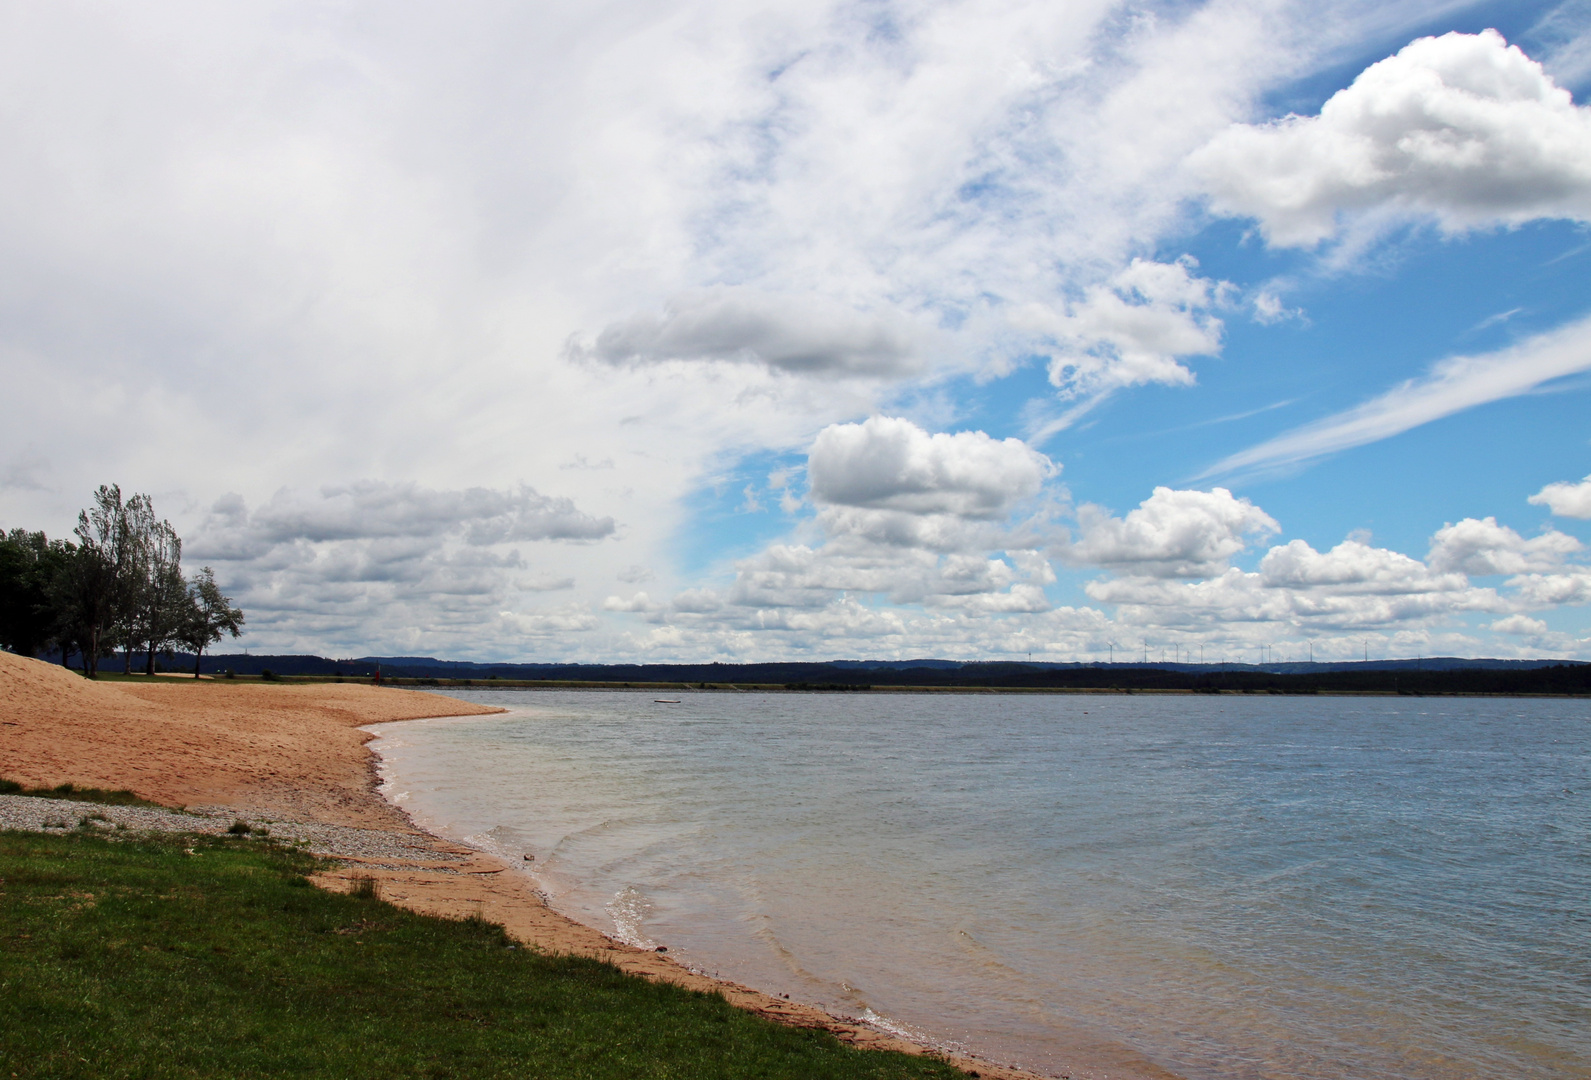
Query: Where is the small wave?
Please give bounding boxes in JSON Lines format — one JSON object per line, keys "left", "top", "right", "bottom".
{"left": 857, "top": 1008, "right": 974, "bottom": 1059}
{"left": 605, "top": 884, "right": 657, "bottom": 949}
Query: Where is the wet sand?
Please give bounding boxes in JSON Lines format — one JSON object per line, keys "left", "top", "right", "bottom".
{"left": 0, "top": 651, "right": 1079, "bottom": 1080}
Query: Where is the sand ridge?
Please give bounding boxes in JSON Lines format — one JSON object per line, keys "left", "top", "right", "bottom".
{"left": 0, "top": 652, "right": 502, "bottom": 828}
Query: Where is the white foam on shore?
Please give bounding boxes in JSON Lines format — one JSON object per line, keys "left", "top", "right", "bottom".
{"left": 605, "top": 884, "right": 659, "bottom": 949}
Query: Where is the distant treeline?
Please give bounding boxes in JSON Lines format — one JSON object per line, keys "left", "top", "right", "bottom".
{"left": 0, "top": 485, "right": 243, "bottom": 677}
{"left": 151, "top": 654, "right": 1591, "bottom": 696}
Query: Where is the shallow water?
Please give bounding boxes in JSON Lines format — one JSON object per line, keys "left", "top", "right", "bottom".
{"left": 365, "top": 691, "right": 1591, "bottom": 1080}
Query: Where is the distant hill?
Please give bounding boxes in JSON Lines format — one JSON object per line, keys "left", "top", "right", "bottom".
{"left": 41, "top": 651, "right": 1586, "bottom": 695}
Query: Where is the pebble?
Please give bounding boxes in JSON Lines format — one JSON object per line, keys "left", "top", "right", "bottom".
{"left": 0, "top": 793, "right": 469, "bottom": 865}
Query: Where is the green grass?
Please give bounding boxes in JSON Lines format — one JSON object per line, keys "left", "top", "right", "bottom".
{"left": 0, "top": 830, "right": 962, "bottom": 1080}
{"left": 0, "top": 779, "right": 167, "bottom": 809}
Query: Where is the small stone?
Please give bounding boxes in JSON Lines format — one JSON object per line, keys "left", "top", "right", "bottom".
{"left": 655, "top": 945, "right": 667, "bottom": 952}
{"left": 523, "top": 853, "right": 534, "bottom": 861}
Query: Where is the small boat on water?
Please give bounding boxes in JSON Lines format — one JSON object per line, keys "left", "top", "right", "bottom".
{"left": 654, "top": 698, "right": 681, "bottom": 704}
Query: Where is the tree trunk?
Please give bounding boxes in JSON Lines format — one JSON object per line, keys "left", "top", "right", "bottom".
{"left": 145, "top": 638, "right": 156, "bottom": 676}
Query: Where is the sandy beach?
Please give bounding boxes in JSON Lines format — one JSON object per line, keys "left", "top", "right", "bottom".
{"left": 0, "top": 652, "right": 1066, "bottom": 1080}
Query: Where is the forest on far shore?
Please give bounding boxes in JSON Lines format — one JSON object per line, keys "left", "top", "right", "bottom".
{"left": 0, "top": 485, "right": 243, "bottom": 678}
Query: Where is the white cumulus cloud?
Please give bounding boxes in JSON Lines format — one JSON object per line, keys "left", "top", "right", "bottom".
{"left": 1529, "top": 472, "right": 1591, "bottom": 517}
{"left": 1089, "top": 535, "right": 1504, "bottom": 633}
{"left": 1260, "top": 537, "right": 1464, "bottom": 593}
{"left": 1019, "top": 258, "right": 1227, "bottom": 432}
{"left": 1506, "top": 566, "right": 1591, "bottom": 608}
{"left": 1427, "top": 516, "right": 1581, "bottom": 574}
{"left": 1190, "top": 30, "right": 1591, "bottom": 246}
{"left": 807, "top": 416, "right": 1055, "bottom": 519}
{"left": 1491, "top": 613, "right": 1550, "bottom": 636}
{"left": 608, "top": 418, "right": 1063, "bottom": 633}
{"left": 1060, "top": 486, "right": 1278, "bottom": 578}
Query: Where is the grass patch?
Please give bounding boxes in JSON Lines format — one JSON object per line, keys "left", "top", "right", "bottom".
{"left": 0, "top": 831, "right": 961, "bottom": 1079}
{"left": 0, "top": 779, "right": 166, "bottom": 809}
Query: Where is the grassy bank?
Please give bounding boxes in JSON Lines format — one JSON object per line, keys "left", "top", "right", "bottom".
{"left": 0, "top": 829, "right": 960, "bottom": 1079}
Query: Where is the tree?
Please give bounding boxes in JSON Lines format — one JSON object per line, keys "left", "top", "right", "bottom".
{"left": 115, "top": 493, "right": 157, "bottom": 674}
{"left": 67, "top": 485, "right": 141, "bottom": 678}
{"left": 0, "top": 529, "right": 71, "bottom": 657}
{"left": 9, "top": 486, "right": 238, "bottom": 678}
{"left": 132, "top": 519, "right": 186, "bottom": 676}
{"left": 178, "top": 567, "right": 244, "bottom": 677}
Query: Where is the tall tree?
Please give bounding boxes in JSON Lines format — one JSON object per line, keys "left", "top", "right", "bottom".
{"left": 67, "top": 485, "right": 138, "bottom": 678}
{"left": 134, "top": 519, "right": 186, "bottom": 675}
{"left": 178, "top": 567, "right": 244, "bottom": 677}
{"left": 116, "top": 493, "right": 157, "bottom": 674}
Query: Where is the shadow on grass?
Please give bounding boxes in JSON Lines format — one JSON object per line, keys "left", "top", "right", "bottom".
{"left": 0, "top": 778, "right": 167, "bottom": 809}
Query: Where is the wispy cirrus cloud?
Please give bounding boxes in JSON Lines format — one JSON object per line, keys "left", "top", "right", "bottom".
{"left": 1200, "top": 312, "right": 1591, "bottom": 479}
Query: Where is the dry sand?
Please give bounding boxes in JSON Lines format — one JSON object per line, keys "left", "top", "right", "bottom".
{"left": 0, "top": 651, "right": 500, "bottom": 827}
{"left": 0, "top": 651, "right": 1075, "bottom": 1080}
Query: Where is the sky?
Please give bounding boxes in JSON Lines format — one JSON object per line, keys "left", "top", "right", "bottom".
{"left": 4, "top": 0, "right": 1591, "bottom": 664}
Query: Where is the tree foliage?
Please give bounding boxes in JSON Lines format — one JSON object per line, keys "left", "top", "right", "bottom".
{"left": 0, "top": 528, "right": 74, "bottom": 658}
{"left": 0, "top": 484, "right": 245, "bottom": 678}
{"left": 179, "top": 566, "right": 246, "bottom": 677}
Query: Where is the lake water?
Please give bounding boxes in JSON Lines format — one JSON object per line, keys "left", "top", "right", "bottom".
{"left": 364, "top": 691, "right": 1590, "bottom": 1080}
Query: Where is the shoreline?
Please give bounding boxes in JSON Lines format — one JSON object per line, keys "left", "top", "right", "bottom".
{"left": 359, "top": 708, "right": 1188, "bottom": 1080}
{"left": 356, "top": 714, "right": 1089, "bottom": 1080}
{"left": 0, "top": 652, "right": 1092, "bottom": 1080}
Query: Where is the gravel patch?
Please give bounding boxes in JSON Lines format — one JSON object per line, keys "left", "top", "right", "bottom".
{"left": 0, "top": 793, "right": 467, "bottom": 866}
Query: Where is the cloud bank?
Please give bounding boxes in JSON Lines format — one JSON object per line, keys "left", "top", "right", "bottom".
{"left": 187, "top": 482, "right": 615, "bottom": 655}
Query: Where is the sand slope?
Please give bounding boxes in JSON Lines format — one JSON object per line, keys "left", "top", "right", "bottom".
{"left": 0, "top": 652, "right": 501, "bottom": 828}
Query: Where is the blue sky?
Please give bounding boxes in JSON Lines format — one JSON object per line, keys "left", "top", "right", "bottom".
{"left": 3, "top": 1, "right": 1591, "bottom": 662}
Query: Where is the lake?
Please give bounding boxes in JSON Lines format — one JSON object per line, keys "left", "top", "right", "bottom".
{"left": 365, "top": 691, "right": 1590, "bottom": 1079}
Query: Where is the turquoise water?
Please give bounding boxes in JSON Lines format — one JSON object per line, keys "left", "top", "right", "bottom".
{"left": 365, "top": 692, "right": 1590, "bottom": 1079}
